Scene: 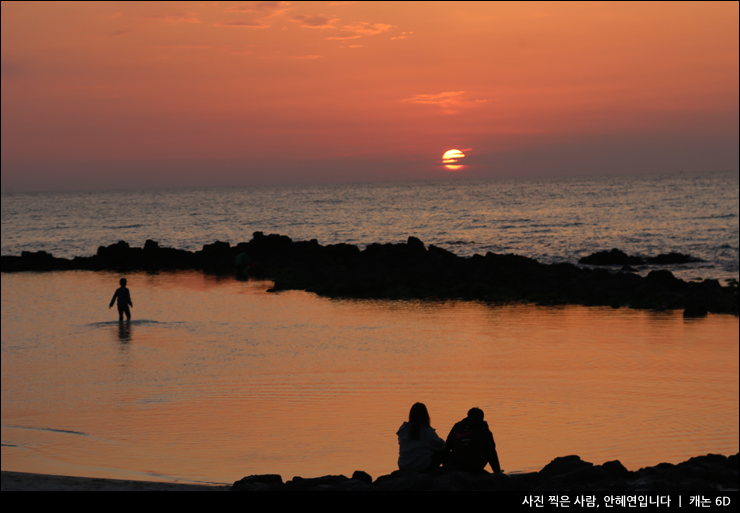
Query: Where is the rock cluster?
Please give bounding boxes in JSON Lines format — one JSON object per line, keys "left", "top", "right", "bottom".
{"left": 2, "top": 233, "right": 737, "bottom": 315}
{"left": 578, "top": 248, "right": 704, "bottom": 266}
{"left": 230, "top": 453, "right": 739, "bottom": 492}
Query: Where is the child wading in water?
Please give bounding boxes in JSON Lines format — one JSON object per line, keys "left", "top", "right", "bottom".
{"left": 109, "top": 278, "right": 133, "bottom": 321}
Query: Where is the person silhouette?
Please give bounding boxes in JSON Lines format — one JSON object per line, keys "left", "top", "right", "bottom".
{"left": 396, "top": 402, "right": 446, "bottom": 473}
{"left": 109, "top": 278, "right": 133, "bottom": 321}
{"left": 445, "top": 407, "right": 501, "bottom": 473}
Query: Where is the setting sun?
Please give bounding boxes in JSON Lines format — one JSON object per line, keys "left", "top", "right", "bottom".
{"left": 443, "top": 149, "right": 465, "bottom": 171}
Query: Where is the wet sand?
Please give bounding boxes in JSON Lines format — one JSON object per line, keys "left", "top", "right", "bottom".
{"left": 1, "top": 471, "right": 229, "bottom": 491}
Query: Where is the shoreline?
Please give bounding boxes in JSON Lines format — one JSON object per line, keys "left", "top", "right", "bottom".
{"left": 1, "top": 471, "right": 230, "bottom": 491}
{"left": 4, "top": 453, "right": 738, "bottom": 491}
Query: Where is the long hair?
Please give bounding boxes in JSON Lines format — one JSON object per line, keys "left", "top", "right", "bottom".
{"left": 408, "top": 402, "right": 431, "bottom": 440}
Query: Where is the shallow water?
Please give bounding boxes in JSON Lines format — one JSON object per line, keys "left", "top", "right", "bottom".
{"left": 1, "top": 271, "right": 737, "bottom": 485}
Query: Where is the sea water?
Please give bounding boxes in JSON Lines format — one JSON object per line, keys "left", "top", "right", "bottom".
{"left": 3, "top": 172, "right": 738, "bottom": 281}
{"left": 1, "top": 172, "right": 738, "bottom": 485}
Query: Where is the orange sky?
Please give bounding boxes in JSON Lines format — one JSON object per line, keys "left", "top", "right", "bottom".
{"left": 2, "top": 1, "right": 738, "bottom": 191}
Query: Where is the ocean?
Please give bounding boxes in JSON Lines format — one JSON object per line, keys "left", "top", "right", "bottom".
{"left": 3, "top": 172, "right": 738, "bottom": 281}
{"left": 1, "top": 172, "right": 738, "bottom": 485}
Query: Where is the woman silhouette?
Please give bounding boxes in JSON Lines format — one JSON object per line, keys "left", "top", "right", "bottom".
{"left": 396, "top": 402, "right": 446, "bottom": 472}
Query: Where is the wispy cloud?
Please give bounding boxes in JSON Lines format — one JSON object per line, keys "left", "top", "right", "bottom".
{"left": 403, "top": 91, "right": 466, "bottom": 105}
{"left": 219, "top": 1, "right": 291, "bottom": 29}
{"left": 213, "top": 20, "right": 270, "bottom": 28}
{"left": 391, "top": 31, "right": 413, "bottom": 40}
{"left": 143, "top": 14, "right": 202, "bottom": 24}
{"left": 262, "top": 54, "right": 324, "bottom": 60}
{"left": 290, "top": 54, "right": 323, "bottom": 59}
{"left": 159, "top": 45, "right": 213, "bottom": 50}
{"left": 326, "top": 22, "right": 394, "bottom": 40}
{"left": 402, "top": 91, "right": 489, "bottom": 114}
{"left": 224, "top": 1, "right": 292, "bottom": 17}
{"left": 218, "top": 45, "right": 261, "bottom": 56}
{"left": 342, "top": 22, "right": 393, "bottom": 36}
{"left": 290, "top": 15, "right": 339, "bottom": 29}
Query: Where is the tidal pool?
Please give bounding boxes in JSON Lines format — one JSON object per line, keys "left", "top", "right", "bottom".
{"left": 2, "top": 270, "right": 737, "bottom": 485}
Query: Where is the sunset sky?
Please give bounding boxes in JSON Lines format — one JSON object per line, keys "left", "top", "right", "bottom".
{"left": 2, "top": 1, "right": 738, "bottom": 192}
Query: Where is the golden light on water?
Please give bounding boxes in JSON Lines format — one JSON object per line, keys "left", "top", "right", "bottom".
{"left": 1, "top": 271, "right": 738, "bottom": 483}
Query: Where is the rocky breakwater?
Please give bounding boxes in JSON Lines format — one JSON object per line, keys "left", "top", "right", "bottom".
{"left": 230, "top": 453, "right": 739, "bottom": 491}
{"left": 2, "top": 233, "right": 737, "bottom": 316}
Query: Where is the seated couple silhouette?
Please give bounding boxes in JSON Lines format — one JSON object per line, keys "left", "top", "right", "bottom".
{"left": 396, "top": 403, "right": 501, "bottom": 474}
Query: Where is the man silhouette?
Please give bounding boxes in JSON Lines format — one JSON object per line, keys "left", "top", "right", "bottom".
{"left": 109, "top": 278, "right": 133, "bottom": 321}
{"left": 445, "top": 407, "right": 501, "bottom": 473}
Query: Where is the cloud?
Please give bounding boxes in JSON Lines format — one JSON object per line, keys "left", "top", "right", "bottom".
{"left": 291, "top": 15, "right": 339, "bottom": 29}
{"left": 326, "top": 22, "right": 394, "bottom": 40}
{"left": 325, "top": 34, "right": 361, "bottom": 41}
{"left": 219, "top": 1, "right": 291, "bottom": 29}
{"left": 256, "top": 50, "right": 323, "bottom": 60}
{"left": 218, "top": 45, "right": 261, "bottom": 56}
{"left": 342, "top": 22, "right": 393, "bottom": 36}
{"left": 224, "top": 1, "right": 292, "bottom": 17}
{"left": 391, "top": 31, "right": 413, "bottom": 40}
{"left": 143, "top": 14, "right": 202, "bottom": 23}
{"left": 213, "top": 20, "right": 270, "bottom": 28}
{"left": 291, "top": 55, "right": 323, "bottom": 59}
{"left": 402, "top": 91, "right": 489, "bottom": 114}
{"left": 159, "top": 45, "right": 213, "bottom": 50}
{"left": 403, "top": 91, "right": 466, "bottom": 106}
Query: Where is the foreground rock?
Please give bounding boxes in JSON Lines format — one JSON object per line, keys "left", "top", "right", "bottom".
{"left": 231, "top": 453, "right": 739, "bottom": 492}
{"left": 2, "top": 233, "right": 737, "bottom": 315}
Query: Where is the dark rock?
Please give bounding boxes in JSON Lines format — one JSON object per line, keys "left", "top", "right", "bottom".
{"left": 646, "top": 270, "right": 685, "bottom": 289}
{"left": 351, "top": 470, "right": 372, "bottom": 484}
{"left": 284, "top": 475, "right": 349, "bottom": 491}
{"left": 374, "top": 471, "right": 436, "bottom": 492}
{"left": 579, "top": 249, "right": 644, "bottom": 266}
{"left": 2, "top": 234, "right": 737, "bottom": 315}
{"left": 602, "top": 460, "right": 632, "bottom": 478}
{"left": 580, "top": 249, "right": 703, "bottom": 267}
{"left": 231, "top": 474, "right": 283, "bottom": 491}
{"left": 143, "top": 239, "right": 159, "bottom": 252}
{"left": 96, "top": 240, "right": 130, "bottom": 263}
{"left": 539, "top": 455, "right": 594, "bottom": 476}
{"left": 4, "top": 250, "right": 62, "bottom": 271}
{"left": 201, "top": 240, "right": 230, "bottom": 253}
{"left": 407, "top": 236, "right": 426, "bottom": 252}
{"left": 428, "top": 244, "right": 456, "bottom": 260}
{"left": 683, "top": 304, "right": 708, "bottom": 318}
{"left": 229, "top": 453, "right": 739, "bottom": 491}
{"left": 646, "top": 252, "right": 703, "bottom": 264}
